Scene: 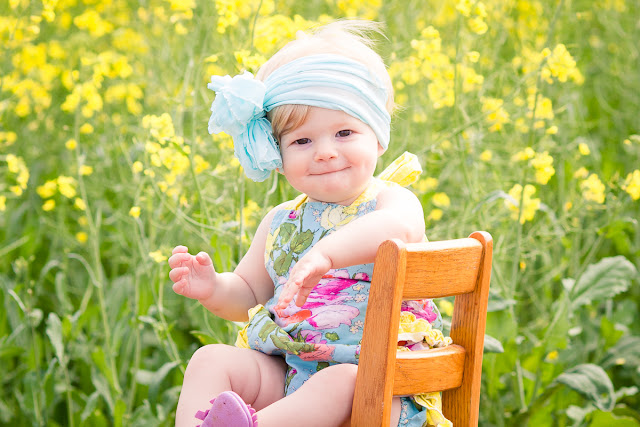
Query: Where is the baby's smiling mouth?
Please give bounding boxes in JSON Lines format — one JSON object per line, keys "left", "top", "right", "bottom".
{"left": 311, "top": 166, "right": 349, "bottom": 176}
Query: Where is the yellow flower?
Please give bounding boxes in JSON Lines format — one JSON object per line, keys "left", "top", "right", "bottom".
{"left": 74, "top": 198, "right": 86, "bottom": 210}
{"left": 6, "top": 154, "right": 20, "bottom": 173}
{"left": 79, "top": 165, "right": 93, "bottom": 176}
{"left": 530, "top": 151, "right": 555, "bottom": 185}
{"left": 56, "top": 176, "right": 77, "bottom": 199}
{"left": 506, "top": 184, "right": 540, "bottom": 224}
{"left": 75, "top": 231, "right": 88, "bottom": 243}
{"left": 481, "top": 97, "right": 510, "bottom": 132}
{"left": 432, "top": 192, "right": 451, "bottom": 208}
{"left": 580, "top": 174, "right": 605, "bottom": 204}
{"left": 37, "top": 180, "right": 57, "bottom": 199}
{"left": 79, "top": 123, "right": 94, "bottom": 134}
{"left": 573, "top": 167, "right": 589, "bottom": 179}
{"left": 437, "top": 299, "right": 454, "bottom": 317}
{"left": 546, "top": 350, "right": 559, "bottom": 361}
{"left": 480, "top": 150, "right": 493, "bottom": 162}
{"left": 415, "top": 177, "right": 439, "bottom": 193}
{"left": 42, "top": 199, "right": 56, "bottom": 211}
{"left": 149, "top": 250, "right": 167, "bottom": 263}
{"left": 512, "top": 147, "right": 535, "bottom": 162}
{"left": 622, "top": 170, "right": 640, "bottom": 201}
{"left": 0, "top": 195, "right": 6, "bottom": 211}
{"left": 546, "top": 125, "right": 558, "bottom": 135}
{"left": 0, "top": 131, "right": 17, "bottom": 146}
{"left": 65, "top": 138, "right": 78, "bottom": 150}
{"left": 427, "top": 209, "right": 443, "bottom": 221}
{"left": 129, "top": 206, "right": 141, "bottom": 218}
{"left": 542, "top": 44, "right": 584, "bottom": 84}
{"left": 132, "top": 161, "right": 144, "bottom": 174}
{"left": 578, "top": 142, "right": 591, "bottom": 156}
{"left": 466, "top": 51, "right": 480, "bottom": 63}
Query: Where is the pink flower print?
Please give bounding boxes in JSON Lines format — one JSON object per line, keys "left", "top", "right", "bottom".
{"left": 303, "top": 278, "right": 355, "bottom": 309}
{"left": 288, "top": 210, "right": 298, "bottom": 219}
{"left": 298, "top": 344, "right": 335, "bottom": 361}
{"left": 306, "top": 304, "right": 360, "bottom": 330}
{"left": 353, "top": 272, "right": 370, "bottom": 281}
{"left": 401, "top": 300, "right": 438, "bottom": 324}
{"left": 274, "top": 305, "right": 312, "bottom": 327}
{"left": 322, "top": 269, "right": 350, "bottom": 279}
{"left": 300, "top": 330, "right": 327, "bottom": 344}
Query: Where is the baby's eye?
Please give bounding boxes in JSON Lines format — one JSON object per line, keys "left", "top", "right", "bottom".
{"left": 336, "top": 130, "right": 352, "bottom": 137}
{"left": 293, "top": 138, "right": 311, "bottom": 145}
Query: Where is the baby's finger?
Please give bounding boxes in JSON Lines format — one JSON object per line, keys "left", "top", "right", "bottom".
{"left": 295, "top": 286, "right": 314, "bottom": 307}
{"left": 195, "top": 252, "right": 213, "bottom": 266}
{"left": 172, "top": 245, "right": 188, "bottom": 255}
{"left": 277, "top": 281, "right": 299, "bottom": 308}
{"left": 169, "top": 266, "right": 189, "bottom": 283}
{"left": 168, "top": 252, "right": 190, "bottom": 268}
{"left": 172, "top": 280, "right": 187, "bottom": 295}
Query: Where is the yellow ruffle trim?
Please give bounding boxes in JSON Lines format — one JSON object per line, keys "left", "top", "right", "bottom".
{"left": 377, "top": 151, "right": 423, "bottom": 187}
{"left": 397, "top": 311, "right": 453, "bottom": 427}
{"left": 234, "top": 304, "right": 263, "bottom": 349}
{"left": 398, "top": 312, "right": 453, "bottom": 348}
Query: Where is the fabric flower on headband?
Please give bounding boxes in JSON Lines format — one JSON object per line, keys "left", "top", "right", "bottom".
{"left": 207, "top": 72, "right": 282, "bottom": 182}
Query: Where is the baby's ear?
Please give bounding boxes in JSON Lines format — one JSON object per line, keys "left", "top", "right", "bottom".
{"left": 377, "top": 143, "right": 385, "bottom": 157}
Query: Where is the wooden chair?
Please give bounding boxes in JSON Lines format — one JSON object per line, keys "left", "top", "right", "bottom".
{"left": 352, "top": 231, "right": 493, "bottom": 426}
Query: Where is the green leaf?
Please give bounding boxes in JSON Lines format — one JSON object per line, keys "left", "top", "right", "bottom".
{"left": 148, "top": 361, "right": 180, "bottom": 407}
{"left": 45, "top": 312, "right": 66, "bottom": 368}
{"left": 483, "top": 334, "right": 504, "bottom": 353}
{"left": 317, "top": 362, "right": 330, "bottom": 371}
{"left": 553, "top": 363, "right": 615, "bottom": 411}
{"left": 590, "top": 409, "right": 640, "bottom": 426}
{"left": 569, "top": 256, "right": 637, "bottom": 310}
{"left": 273, "top": 251, "right": 293, "bottom": 276}
{"left": 279, "top": 223, "right": 296, "bottom": 244}
{"left": 324, "top": 332, "right": 339, "bottom": 341}
{"left": 290, "top": 230, "right": 314, "bottom": 254}
{"left": 601, "top": 336, "right": 640, "bottom": 369}
{"left": 258, "top": 322, "right": 278, "bottom": 342}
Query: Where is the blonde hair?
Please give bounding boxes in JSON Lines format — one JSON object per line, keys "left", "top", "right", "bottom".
{"left": 255, "top": 20, "right": 394, "bottom": 143}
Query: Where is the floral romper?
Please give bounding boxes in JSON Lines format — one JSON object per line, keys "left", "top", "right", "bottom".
{"left": 237, "top": 176, "right": 450, "bottom": 426}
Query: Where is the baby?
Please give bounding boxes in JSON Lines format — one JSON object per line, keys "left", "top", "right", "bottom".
{"left": 169, "top": 20, "right": 443, "bottom": 427}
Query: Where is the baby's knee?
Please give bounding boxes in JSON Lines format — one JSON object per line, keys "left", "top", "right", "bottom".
{"left": 319, "top": 363, "right": 359, "bottom": 386}
{"left": 186, "top": 343, "right": 236, "bottom": 371}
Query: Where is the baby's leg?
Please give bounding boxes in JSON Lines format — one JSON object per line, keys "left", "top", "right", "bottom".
{"left": 254, "top": 363, "right": 401, "bottom": 427}
{"left": 175, "top": 344, "right": 286, "bottom": 427}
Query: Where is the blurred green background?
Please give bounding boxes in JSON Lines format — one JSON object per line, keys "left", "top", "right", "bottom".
{"left": 1, "top": 0, "right": 639, "bottom": 425}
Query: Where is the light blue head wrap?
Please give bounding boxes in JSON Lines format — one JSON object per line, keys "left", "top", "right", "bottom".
{"left": 207, "top": 54, "right": 391, "bottom": 182}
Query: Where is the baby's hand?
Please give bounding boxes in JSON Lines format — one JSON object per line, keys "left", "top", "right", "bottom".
{"left": 276, "top": 248, "right": 332, "bottom": 309}
{"left": 168, "top": 246, "right": 216, "bottom": 301}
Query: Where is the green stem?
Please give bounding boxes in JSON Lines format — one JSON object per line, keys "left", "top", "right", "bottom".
{"left": 73, "top": 109, "right": 122, "bottom": 396}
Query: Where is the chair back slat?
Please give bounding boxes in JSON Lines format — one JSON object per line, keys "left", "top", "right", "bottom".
{"left": 393, "top": 345, "right": 465, "bottom": 395}
{"left": 402, "top": 238, "right": 483, "bottom": 299}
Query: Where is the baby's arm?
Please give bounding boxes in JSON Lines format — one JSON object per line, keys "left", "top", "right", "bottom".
{"left": 277, "top": 185, "right": 425, "bottom": 308}
{"left": 170, "top": 206, "right": 280, "bottom": 321}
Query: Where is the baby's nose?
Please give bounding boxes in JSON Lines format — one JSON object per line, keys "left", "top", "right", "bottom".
{"left": 314, "top": 140, "right": 338, "bottom": 161}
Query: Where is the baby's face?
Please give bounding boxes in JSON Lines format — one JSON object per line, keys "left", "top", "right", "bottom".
{"left": 279, "top": 107, "right": 383, "bottom": 205}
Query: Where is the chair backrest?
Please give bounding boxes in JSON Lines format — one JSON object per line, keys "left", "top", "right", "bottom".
{"left": 352, "top": 231, "right": 493, "bottom": 426}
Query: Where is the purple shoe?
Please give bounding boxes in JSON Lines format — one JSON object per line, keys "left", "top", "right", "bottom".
{"left": 195, "top": 391, "right": 258, "bottom": 427}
